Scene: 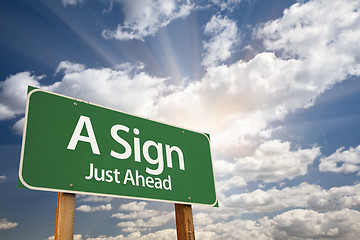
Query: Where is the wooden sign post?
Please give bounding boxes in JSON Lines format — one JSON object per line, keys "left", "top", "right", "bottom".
{"left": 175, "top": 203, "right": 195, "bottom": 240}
{"left": 55, "top": 192, "right": 76, "bottom": 240}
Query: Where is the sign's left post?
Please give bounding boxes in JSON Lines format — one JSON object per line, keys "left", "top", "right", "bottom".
{"left": 55, "top": 192, "right": 75, "bottom": 240}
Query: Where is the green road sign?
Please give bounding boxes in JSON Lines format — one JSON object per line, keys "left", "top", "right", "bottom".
{"left": 19, "top": 88, "right": 217, "bottom": 206}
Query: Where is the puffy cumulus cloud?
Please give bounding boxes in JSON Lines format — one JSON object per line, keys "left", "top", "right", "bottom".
{"left": 196, "top": 209, "right": 360, "bottom": 240}
{"left": 222, "top": 183, "right": 360, "bottom": 214}
{"left": 117, "top": 212, "right": 174, "bottom": 232}
{"left": 0, "top": 218, "right": 18, "bottom": 229}
{"left": 47, "top": 61, "right": 167, "bottom": 117}
{"left": 216, "top": 175, "right": 247, "bottom": 197}
{"left": 125, "top": 229, "right": 175, "bottom": 240}
{"left": 215, "top": 140, "right": 320, "bottom": 185}
{"left": 102, "top": 0, "right": 193, "bottom": 41}
{"left": 308, "top": 184, "right": 360, "bottom": 211}
{"left": 234, "top": 140, "right": 320, "bottom": 183}
{"left": 11, "top": 117, "right": 25, "bottom": 135}
{"left": 112, "top": 201, "right": 173, "bottom": 233}
{"left": 266, "top": 209, "right": 360, "bottom": 240}
{"left": 0, "top": 175, "right": 6, "bottom": 181}
{"left": 153, "top": 52, "right": 305, "bottom": 153}
{"left": 0, "top": 61, "right": 167, "bottom": 135}
{"left": 319, "top": 145, "right": 360, "bottom": 175}
{"left": 0, "top": 72, "right": 41, "bottom": 120}
{"left": 74, "top": 235, "right": 84, "bottom": 240}
{"left": 76, "top": 203, "right": 112, "bottom": 212}
{"left": 193, "top": 182, "right": 360, "bottom": 229}
{"left": 199, "top": 218, "right": 269, "bottom": 240}
{"left": 153, "top": 36, "right": 357, "bottom": 155}
{"left": 202, "top": 15, "right": 239, "bottom": 67}
{"left": 224, "top": 182, "right": 321, "bottom": 212}
{"left": 193, "top": 212, "right": 214, "bottom": 226}
{"left": 118, "top": 201, "right": 147, "bottom": 212}
{"left": 55, "top": 61, "right": 86, "bottom": 74}
{"left": 257, "top": 0, "right": 360, "bottom": 82}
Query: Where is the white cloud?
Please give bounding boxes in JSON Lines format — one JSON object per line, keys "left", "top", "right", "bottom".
{"left": 197, "top": 208, "right": 360, "bottom": 240}
{"left": 76, "top": 204, "right": 112, "bottom": 212}
{"left": 117, "top": 212, "right": 174, "bottom": 232}
{"left": 102, "top": 0, "right": 193, "bottom": 41}
{"left": 211, "top": 0, "right": 243, "bottom": 11}
{"left": 319, "top": 145, "right": 360, "bottom": 175}
{"left": 0, "top": 175, "right": 6, "bottom": 181}
{"left": 307, "top": 184, "right": 360, "bottom": 211}
{"left": 199, "top": 218, "right": 269, "bottom": 240}
{"left": 84, "top": 229, "right": 176, "bottom": 240}
{"left": 153, "top": 52, "right": 304, "bottom": 153}
{"left": 47, "top": 61, "right": 167, "bottom": 117}
{"left": 135, "top": 229, "right": 176, "bottom": 240}
{"left": 0, "top": 72, "right": 41, "bottom": 120}
{"left": 0, "top": 61, "right": 167, "bottom": 135}
{"left": 234, "top": 140, "right": 320, "bottom": 183}
{"left": 55, "top": 61, "right": 86, "bottom": 74}
{"left": 266, "top": 209, "right": 360, "bottom": 240}
{"left": 216, "top": 175, "right": 247, "bottom": 196}
{"left": 74, "top": 234, "right": 83, "bottom": 240}
{"left": 77, "top": 195, "right": 113, "bottom": 203}
{"left": 11, "top": 117, "right": 25, "bottom": 135}
{"left": 193, "top": 182, "right": 360, "bottom": 229}
{"left": 215, "top": 140, "right": 320, "bottom": 185}
{"left": 202, "top": 15, "right": 239, "bottom": 67}
{"left": 0, "top": 218, "right": 18, "bottom": 229}
{"left": 113, "top": 201, "right": 173, "bottom": 233}
{"left": 193, "top": 212, "right": 214, "bottom": 226}
{"left": 224, "top": 182, "right": 320, "bottom": 212}
{"left": 223, "top": 183, "right": 360, "bottom": 214}
{"left": 152, "top": 33, "right": 358, "bottom": 154}
{"left": 256, "top": 0, "right": 360, "bottom": 80}
{"left": 118, "top": 201, "right": 147, "bottom": 212}
{"left": 112, "top": 209, "right": 159, "bottom": 220}
{"left": 62, "top": 0, "right": 83, "bottom": 7}
{"left": 48, "top": 234, "right": 83, "bottom": 240}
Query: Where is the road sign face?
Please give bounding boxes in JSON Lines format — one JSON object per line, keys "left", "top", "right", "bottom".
{"left": 19, "top": 88, "right": 217, "bottom": 206}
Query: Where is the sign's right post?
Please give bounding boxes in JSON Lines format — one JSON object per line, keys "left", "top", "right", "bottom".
{"left": 175, "top": 203, "right": 195, "bottom": 240}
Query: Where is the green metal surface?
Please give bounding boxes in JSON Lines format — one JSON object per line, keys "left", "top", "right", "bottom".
{"left": 19, "top": 88, "right": 217, "bottom": 206}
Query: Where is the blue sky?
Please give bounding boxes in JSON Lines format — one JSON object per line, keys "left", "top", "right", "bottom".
{"left": 1, "top": 0, "right": 360, "bottom": 239}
